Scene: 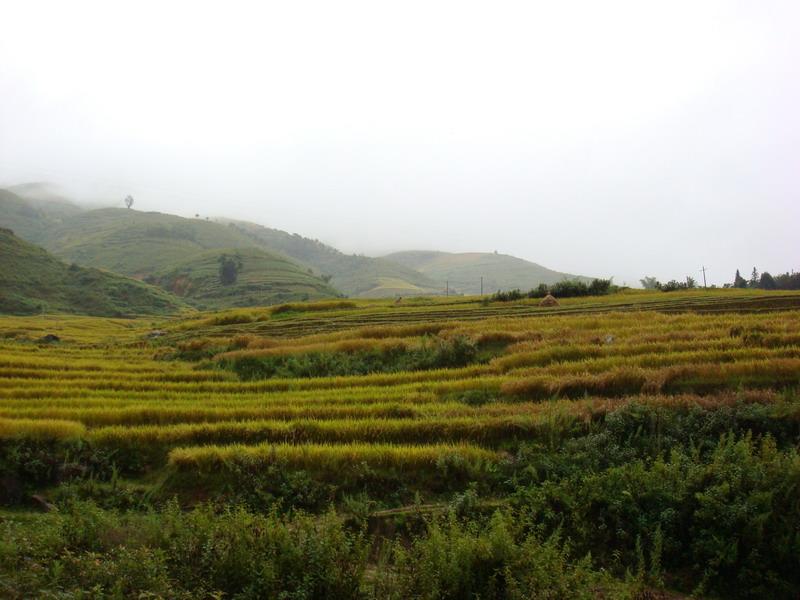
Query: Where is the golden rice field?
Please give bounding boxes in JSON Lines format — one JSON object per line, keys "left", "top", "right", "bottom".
{"left": 3, "top": 288, "right": 800, "bottom": 597}
{"left": 1, "top": 288, "right": 799, "bottom": 497}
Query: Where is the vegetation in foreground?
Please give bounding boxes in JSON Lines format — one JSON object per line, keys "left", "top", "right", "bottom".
{"left": 1, "top": 289, "right": 799, "bottom": 598}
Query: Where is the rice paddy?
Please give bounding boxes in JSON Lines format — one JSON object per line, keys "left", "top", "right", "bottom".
{"left": 0, "top": 289, "right": 798, "bottom": 483}
{"left": 2, "top": 289, "right": 800, "bottom": 597}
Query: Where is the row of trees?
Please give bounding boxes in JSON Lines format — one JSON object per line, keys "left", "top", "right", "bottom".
{"left": 641, "top": 268, "right": 799, "bottom": 291}
{"left": 732, "top": 268, "right": 800, "bottom": 290}
{"left": 639, "top": 276, "right": 697, "bottom": 291}
{"left": 491, "top": 278, "right": 614, "bottom": 301}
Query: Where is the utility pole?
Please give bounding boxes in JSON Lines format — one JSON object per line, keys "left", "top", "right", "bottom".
{"left": 446, "top": 280, "right": 449, "bottom": 297}
{"left": 480, "top": 276, "right": 483, "bottom": 296}
{"left": 700, "top": 266, "right": 708, "bottom": 289}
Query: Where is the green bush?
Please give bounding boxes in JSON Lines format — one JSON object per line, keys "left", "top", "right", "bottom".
{"left": 514, "top": 434, "right": 800, "bottom": 598}
{"left": 226, "top": 336, "right": 479, "bottom": 380}
{"left": 0, "top": 501, "right": 367, "bottom": 599}
{"left": 0, "top": 439, "right": 114, "bottom": 505}
{"left": 373, "top": 511, "right": 606, "bottom": 600}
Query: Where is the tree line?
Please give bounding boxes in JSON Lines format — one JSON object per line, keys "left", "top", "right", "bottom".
{"left": 491, "top": 278, "right": 614, "bottom": 301}
{"left": 640, "top": 268, "right": 799, "bottom": 291}
{"left": 731, "top": 267, "right": 799, "bottom": 290}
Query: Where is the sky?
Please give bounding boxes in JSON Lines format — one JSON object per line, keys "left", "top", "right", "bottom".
{"left": 1, "top": 0, "right": 798, "bottom": 286}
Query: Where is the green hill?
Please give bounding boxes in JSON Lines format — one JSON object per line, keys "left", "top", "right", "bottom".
{"left": 151, "top": 247, "right": 340, "bottom": 310}
{"left": 0, "top": 189, "right": 439, "bottom": 299}
{"left": 222, "top": 220, "right": 441, "bottom": 297}
{"left": 0, "top": 228, "right": 187, "bottom": 316}
{"left": 41, "top": 208, "right": 257, "bottom": 278}
{"left": 384, "top": 250, "right": 592, "bottom": 295}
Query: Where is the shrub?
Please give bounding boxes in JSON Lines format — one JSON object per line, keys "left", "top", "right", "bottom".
{"left": 514, "top": 434, "right": 800, "bottom": 598}
{"left": 0, "top": 502, "right": 367, "bottom": 599}
{"left": 374, "top": 511, "right": 604, "bottom": 599}
{"left": 222, "top": 336, "right": 480, "bottom": 380}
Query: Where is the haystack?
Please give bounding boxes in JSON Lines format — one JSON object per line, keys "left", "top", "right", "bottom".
{"left": 539, "top": 294, "right": 559, "bottom": 307}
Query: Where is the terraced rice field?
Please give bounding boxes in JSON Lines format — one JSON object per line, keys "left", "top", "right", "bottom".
{"left": 0, "top": 289, "right": 797, "bottom": 490}
{"left": 3, "top": 288, "right": 800, "bottom": 597}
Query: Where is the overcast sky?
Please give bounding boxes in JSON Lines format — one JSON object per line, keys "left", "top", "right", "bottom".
{"left": 1, "top": 1, "right": 798, "bottom": 286}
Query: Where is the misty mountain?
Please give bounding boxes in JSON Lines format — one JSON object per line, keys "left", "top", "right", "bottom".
{"left": 0, "top": 186, "right": 82, "bottom": 243}
{"left": 0, "top": 187, "right": 439, "bottom": 300}
{"left": 1, "top": 186, "right": 593, "bottom": 303}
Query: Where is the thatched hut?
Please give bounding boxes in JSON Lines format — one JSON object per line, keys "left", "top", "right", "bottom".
{"left": 539, "top": 294, "right": 559, "bottom": 307}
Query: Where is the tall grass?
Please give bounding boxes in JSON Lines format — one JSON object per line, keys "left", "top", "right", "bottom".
{"left": 168, "top": 442, "right": 499, "bottom": 474}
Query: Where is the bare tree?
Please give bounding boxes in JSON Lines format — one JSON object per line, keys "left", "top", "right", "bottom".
{"left": 124, "top": 195, "right": 134, "bottom": 209}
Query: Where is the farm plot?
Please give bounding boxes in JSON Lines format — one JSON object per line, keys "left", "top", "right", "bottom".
{"left": 1, "top": 289, "right": 800, "bottom": 598}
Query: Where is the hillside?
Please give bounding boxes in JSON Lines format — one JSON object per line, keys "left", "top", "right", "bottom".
{"left": 0, "top": 228, "right": 186, "bottom": 316}
{"left": 151, "top": 247, "right": 340, "bottom": 310}
{"left": 0, "top": 187, "right": 82, "bottom": 243}
{"left": 41, "top": 207, "right": 257, "bottom": 278}
{"left": 220, "top": 220, "right": 441, "bottom": 297}
{"left": 385, "top": 250, "right": 592, "bottom": 295}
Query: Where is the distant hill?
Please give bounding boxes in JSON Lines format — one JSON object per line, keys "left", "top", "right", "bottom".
{"left": 151, "top": 247, "right": 340, "bottom": 310}
{"left": 219, "top": 220, "right": 441, "bottom": 297}
{"left": 6, "top": 182, "right": 83, "bottom": 217}
{"left": 0, "top": 228, "right": 186, "bottom": 316}
{"left": 0, "top": 185, "right": 594, "bottom": 302}
{"left": 385, "top": 251, "right": 591, "bottom": 295}
{"left": 0, "top": 187, "right": 82, "bottom": 243}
